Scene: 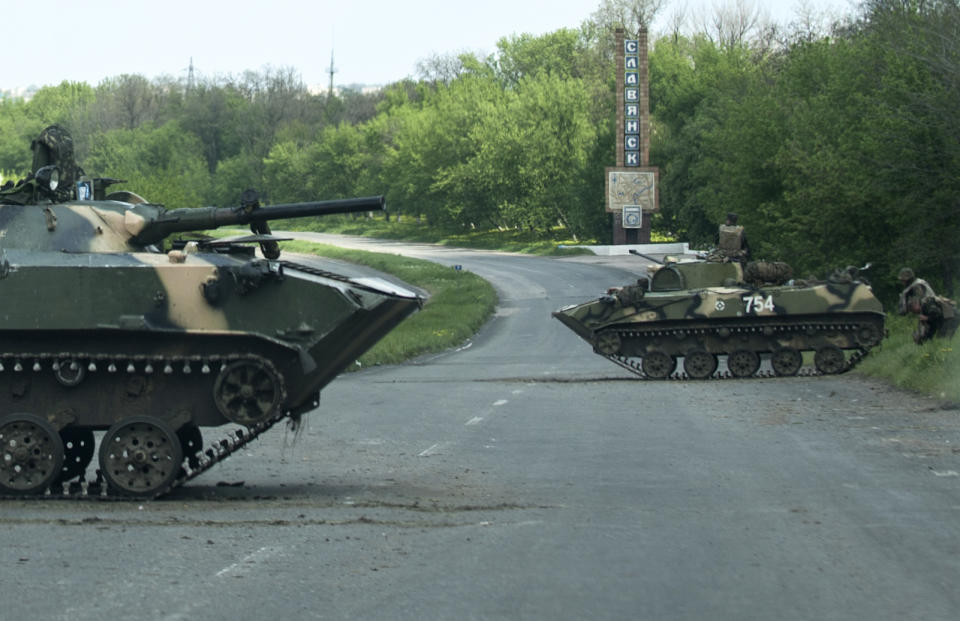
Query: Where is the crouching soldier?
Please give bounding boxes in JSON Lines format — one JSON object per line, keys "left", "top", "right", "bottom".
{"left": 897, "top": 267, "right": 958, "bottom": 344}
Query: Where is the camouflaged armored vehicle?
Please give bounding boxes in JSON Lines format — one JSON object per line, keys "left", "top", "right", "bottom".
{"left": 553, "top": 254, "right": 885, "bottom": 380}
{"left": 0, "top": 156, "right": 422, "bottom": 498}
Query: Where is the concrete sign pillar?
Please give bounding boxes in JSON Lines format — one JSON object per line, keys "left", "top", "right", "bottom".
{"left": 608, "top": 27, "right": 658, "bottom": 245}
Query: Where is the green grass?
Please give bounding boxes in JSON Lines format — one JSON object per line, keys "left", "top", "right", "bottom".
{"left": 279, "top": 240, "right": 498, "bottom": 369}
{"left": 856, "top": 313, "right": 959, "bottom": 403}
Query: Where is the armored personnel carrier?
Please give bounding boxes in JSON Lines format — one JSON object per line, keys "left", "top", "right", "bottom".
{"left": 553, "top": 254, "right": 885, "bottom": 380}
{"left": 0, "top": 166, "right": 423, "bottom": 498}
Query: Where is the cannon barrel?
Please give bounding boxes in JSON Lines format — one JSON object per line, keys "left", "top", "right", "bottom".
{"left": 129, "top": 195, "right": 385, "bottom": 245}
{"left": 628, "top": 249, "right": 665, "bottom": 265}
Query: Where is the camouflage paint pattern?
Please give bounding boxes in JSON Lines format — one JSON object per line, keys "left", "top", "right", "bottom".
{"left": 0, "top": 127, "right": 426, "bottom": 496}
{"left": 554, "top": 259, "right": 885, "bottom": 376}
{"left": 0, "top": 198, "right": 423, "bottom": 431}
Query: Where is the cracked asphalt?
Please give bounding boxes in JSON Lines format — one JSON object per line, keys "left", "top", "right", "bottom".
{"left": 2, "top": 236, "right": 958, "bottom": 621}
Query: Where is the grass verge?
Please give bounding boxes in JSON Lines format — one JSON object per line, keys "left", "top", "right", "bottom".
{"left": 281, "top": 240, "right": 498, "bottom": 369}
{"left": 855, "top": 313, "right": 959, "bottom": 404}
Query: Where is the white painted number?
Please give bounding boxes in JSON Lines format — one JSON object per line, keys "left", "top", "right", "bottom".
{"left": 742, "top": 294, "right": 775, "bottom": 313}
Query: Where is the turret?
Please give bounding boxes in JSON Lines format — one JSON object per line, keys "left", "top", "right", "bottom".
{"left": 0, "top": 127, "right": 386, "bottom": 255}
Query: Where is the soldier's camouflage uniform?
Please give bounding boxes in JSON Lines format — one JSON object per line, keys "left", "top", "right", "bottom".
{"left": 0, "top": 125, "right": 85, "bottom": 204}
{"left": 898, "top": 273, "right": 958, "bottom": 344}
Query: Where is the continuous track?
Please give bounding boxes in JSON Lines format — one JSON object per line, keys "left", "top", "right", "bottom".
{"left": 0, "top": 351, "right": 290, "bottom": 501}
{"left": 594, "top": 318, "right": 881, "bottom": 380}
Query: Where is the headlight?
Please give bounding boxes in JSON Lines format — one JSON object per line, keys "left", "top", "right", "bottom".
{"left": 35, "top": 165, "right": 60, "bottom": 191}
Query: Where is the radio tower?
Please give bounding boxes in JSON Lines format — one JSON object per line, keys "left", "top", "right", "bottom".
{"left": 186, "top": 57, "right": 195, "bottom": 91}
{"left": 327, "top": 49, "right": 337, "bottom": 98}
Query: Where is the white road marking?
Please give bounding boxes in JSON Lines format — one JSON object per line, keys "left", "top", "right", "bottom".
{"left": 931, "top": 470, "right": 959, "bottom": 477}
{"left": 493, "top": 399, "right": 508, "bottom": 407}
{"left": 418, "top": 442, "right": 448, "bottom": 457}
{"left": 465, "top": 417, "right": 484, "bottom": 426}
{"left": 215, "top": 546, "right": 282, "bottom": 578}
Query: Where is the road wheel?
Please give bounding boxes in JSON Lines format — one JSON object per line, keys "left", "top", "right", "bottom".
{"left": 99, "top": 416, "right": 183, "bottom": 498}
{"left": 771, "top": 348, "right": 803, "bottom": 377}
{"left": 0, "top": 413, "right": 65, "bottom": 495}
{"left": 684, "top": 350, "right": 717, "bottom": 379}
{"left": 641, "top": 351, "right": 676, "bottom": 379}
{"left": 814, "top": 346, "right": 847, "bottom": 375}
{"left": 728, "top": 350, "right": 760, "bottom": 378}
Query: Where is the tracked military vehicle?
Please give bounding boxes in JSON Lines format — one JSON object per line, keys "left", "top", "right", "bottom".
{"left": 0, "top": 167, "right": 423, "bottom": 498}
{"left": 553, "top": 253, "right": 885, "bottom": 380}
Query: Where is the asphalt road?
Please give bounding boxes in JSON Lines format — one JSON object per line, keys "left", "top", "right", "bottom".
{"left": 2, "top": 235, "right": 959, "bottom": 621}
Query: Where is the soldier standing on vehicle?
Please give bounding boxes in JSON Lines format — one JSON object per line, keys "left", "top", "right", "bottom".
{"left": 897, "top": 267, "right": 958, "bottom": 344}
{"left": 716, "top": 212, "right": 750, "bottom": 262}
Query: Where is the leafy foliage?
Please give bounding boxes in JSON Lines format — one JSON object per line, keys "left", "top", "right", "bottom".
{"left": 84, "top": 122, "right": 210, "bottom": 206}
{"left": 650, "top": 0, "right": 960, "bottom": 302}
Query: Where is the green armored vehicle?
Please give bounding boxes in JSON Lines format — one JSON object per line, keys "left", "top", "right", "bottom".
{"left": 0, "top": 131, "right": 423, "bottom": 498}
{"left": 553, "top": 254, "right": 885, "bottom": 380}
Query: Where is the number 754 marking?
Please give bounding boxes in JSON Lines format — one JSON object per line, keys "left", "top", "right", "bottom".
{"left": 742, "top": 294, "right": 775, "bottom": 313}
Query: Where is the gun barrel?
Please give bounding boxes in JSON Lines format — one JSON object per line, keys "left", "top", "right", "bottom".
{"left": 236, "top": 196, "right": 386, "bottom": 222}
{"left": 628, "top": 249, "right": 664, "bottom": 265}
{"left": 130, "top": 196, "right": 385, "bottom": 245}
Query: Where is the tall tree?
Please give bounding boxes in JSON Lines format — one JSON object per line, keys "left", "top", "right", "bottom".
{"left": 95, "top": 74, "right": 162, "bottom": 130}
{"left": 591, "top": 0, "right": 667, "bottom": 34}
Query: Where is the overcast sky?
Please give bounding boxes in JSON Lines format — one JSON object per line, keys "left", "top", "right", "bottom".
{"left": 4, "top": 0, "right": 858, "bottom": 91}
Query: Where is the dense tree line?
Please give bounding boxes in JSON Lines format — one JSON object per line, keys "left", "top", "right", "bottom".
{"left": 0, "top": 0, "right": 957, "bottom": 301}
{"left": 653, "top": 0, "right": 960, "bottom": 299}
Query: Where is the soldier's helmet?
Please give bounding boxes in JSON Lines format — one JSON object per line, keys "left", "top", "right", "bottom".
{"left": 898, "top": 267, "right": 915, "bottom": 282}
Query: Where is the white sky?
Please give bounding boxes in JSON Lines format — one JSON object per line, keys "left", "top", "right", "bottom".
{"left": 3, "top": 0, "right": 858, "bottom": 91}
